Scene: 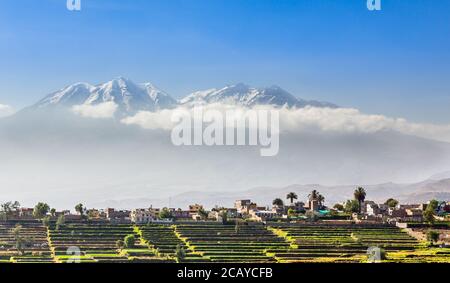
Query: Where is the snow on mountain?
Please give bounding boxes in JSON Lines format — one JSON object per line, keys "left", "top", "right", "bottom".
{"left": 180, "top": 83, "right": 337, "bottom": 108}
{"left": 32, "top": 77, "right": 177, "bottom": 115}
{"left": 30, "top": 79, "right": 336, "bottom": 118}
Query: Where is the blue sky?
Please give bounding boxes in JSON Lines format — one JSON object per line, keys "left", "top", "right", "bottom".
{"left": 1, "top": 0, "right": 450, "bottom": 123}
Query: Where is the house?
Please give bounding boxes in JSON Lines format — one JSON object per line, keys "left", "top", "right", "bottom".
{"left": 189, "top": 204, "right": 204, "bottom": 216}
{"left": 171, "top": 209, "right": 190, "bottom": 219}
{"left": 86, "top": 208, "right": 106, "bottom": 219}
{"left": 304, "top": 200, "right": 320, "bottom": 212}
{"left": 249, "top": 210, "right": 280, "bottom": 222}
{"left": 106, "top": 208, "right": 131, "bottom": 223}
{"left": 404, "top": 208, "right": 423, "bottom": 222}
{"left": 234, "top": 200, "right": 252, "bottom": 213}
{"left": 389, "top": 208, "right": 407, "bottom": 218}
{"left": 18, "top": 208, "right": 34, "bottom": 218}
{"left": 209, "top": 208, "right": 238, "bottom": 221}
{"left": 237, "top": 200, "right": 266, "bottom": 215}
{"left": 131, "top": 209, "right": 156, "bottom": 224}
{"left": 366, "top": 203, "right": 379, "bottom": 216}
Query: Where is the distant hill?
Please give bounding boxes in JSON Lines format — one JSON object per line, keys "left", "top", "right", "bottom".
{"left": 91, "top": 178, "right": 450, "bottom": 209}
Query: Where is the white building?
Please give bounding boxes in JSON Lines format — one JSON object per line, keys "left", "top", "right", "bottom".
{"left": 131, "top": 209, "right": 156, "bottom": 224}
{"left": 249, "top": 210, "right": 279, "bottom": 222}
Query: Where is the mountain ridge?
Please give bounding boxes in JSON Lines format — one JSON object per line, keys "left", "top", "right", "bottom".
{"left": 28, "top": 78, "right": 337, "bottom": 116}
{"left": 91, "top": 177, "right": 450, "bottom": 209}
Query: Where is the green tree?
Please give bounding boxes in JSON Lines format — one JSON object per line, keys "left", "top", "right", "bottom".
{"left": 344, "top": 200, "right": 360, "bottom": 213}
{"left": 428, "top": 199, "right": 439, "bottom": 211}
{"left": 272, "top": 198, "right": 284, "bottom": 207}
{"left": 423, "top": 208, "right": 436, "bottom": 224}
{"left": 175, "top": 244, "right": 186, "bottom": 263}
{"left": 33, "top": 202, "right": 50, "bottom": 219}
{"left": 333, "top": 203, "right": 344, "bottom": 211}
{"left": 197, "top": 208, "right": 209, "bottom": 220}
{"left": 124, "top": 234, "right": 135, "bottom": 248}
{"left": 75, "top": 203, "right": 84, "bottom": 216}
{"left": 50, "top": 208, "right": 56, "bottom": 217}
{"left": 56, "top": 214, "right": 65, "bottom": 231}
{"left": 0, "top": 201, "right": 20, "bottom": 220}
{"left": 42, "top": 216, "right": 51, "bottom": 227}
{"left": 426, "top": 230, "right": 440, "bottom": 245}
{"left": 353, "top": 187, "right": 367, "bottom": 213}
{"left": 384, "top": 198, "right": 399, "bottom": 208}
{"left": 286, "top": 192, "right": 298, "bottom": 204}
{"left": 11, "top": 224, "right": 25, "bottom": 255}
{"left": 159, "top": 207, "right": 173, "bottom": 219}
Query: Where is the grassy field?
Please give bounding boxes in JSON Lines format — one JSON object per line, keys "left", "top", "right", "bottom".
{"left": 0, "top": 221, "right": 449, "bottom": 263}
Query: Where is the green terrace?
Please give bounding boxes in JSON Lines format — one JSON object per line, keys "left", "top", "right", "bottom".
{"left": 49, "top": 223, "right": 134, "bottom": 262}
{"left": 48, "top": 223, "right": 170, "bottom": 263}
{"left": 0, "top": 222, "right": 53, "bottom": 263}
{"left": 0, "top": 221, "right": 449, "bottom": 263}
{"left": 137, "top": 224, "right": 206, "bottom": 263}
{"left": 174, "top": 224, "right": 290, "bottom": 263}
{"left": 268, "top": 224, "right": 421, "bottom": 263}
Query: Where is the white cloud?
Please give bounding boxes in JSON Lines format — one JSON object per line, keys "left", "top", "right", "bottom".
{"left": 121, "top": 108, "right": 177, "bottom": 130}
{"left": 72, "top": 102, "right": 118, "bottom": 119}
{"left": 279, "top": 106, "right": 450, "bottom": 143}
{"left": 120, "top": 104, "right": 450, "bottom": 144}
{"left": 0, "top": 104, "right": 14, "bottom": 118}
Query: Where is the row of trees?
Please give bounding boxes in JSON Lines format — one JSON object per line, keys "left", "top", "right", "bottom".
{"left": 272, "top": 190, "right": 326, "bottom": 208}
{"left": 1, "top": 201, "right": 87, "bottom": 219}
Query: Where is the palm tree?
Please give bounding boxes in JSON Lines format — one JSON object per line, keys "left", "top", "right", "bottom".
{"left": 286, "top": 192, "right": 298, "bottom": 205}
{"left": 272, "top": 198, "right": 284, "bottom": 207}
{"left": 354, "top": 187, "right": 367, "bottom": 213}
{"left": 308, "top": 190, "right": 319, "bottom": 202}
{"left": 317, "top": 194, "right": 325, "bottom": 208}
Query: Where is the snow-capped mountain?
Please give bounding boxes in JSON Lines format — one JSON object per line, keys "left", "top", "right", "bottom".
{"left": 29, "top": 79, "right": 337, "bottom": 117}
{"left": 180, "top": 83, "right": 337, "bottom": 108}
{"left": 32, "top": 77, "right": 177, "bottom": 115}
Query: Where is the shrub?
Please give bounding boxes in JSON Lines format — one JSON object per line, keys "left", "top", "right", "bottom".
{"left": 175, "top": 244, "right": 186, "bottom": 262}
{"left": 124, "top": 234, "right": 135, "bottom": 248}
{"left": 426, "top": 230, "right": 440, "bottom": 245}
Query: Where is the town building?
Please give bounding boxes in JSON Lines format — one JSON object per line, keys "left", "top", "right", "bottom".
{"left": 130, "top": 209, "right": 157, "bottom": 224}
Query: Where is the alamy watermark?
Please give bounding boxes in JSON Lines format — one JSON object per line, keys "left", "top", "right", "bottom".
{"left": 367, "top": 246, "right": 383, "bottom": 263}
{"left": 67, "top": 0, "right": 81, "bottom": 11}
{"left": 367, "top": 0, "right": 382, "bottom": 11}
{"left": 170, "top": 107, "right": 280, "bottom": 157}
{"left": 66, "top": 1, "right": 379, "bottom": 12}
{"left": 66, "top": 246, "right": 81, "bottom": 263}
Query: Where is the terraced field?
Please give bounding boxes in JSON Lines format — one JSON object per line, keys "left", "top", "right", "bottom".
{"left": 0, "top": 222, "right": 53, "bottom": 263}
{"left": 49, "top": 223, "right": 135, "bottom": 262}
{"left": 175, "top": 224, "right": 290, "bottom": 263}
{"left": 1, "top": 221, "right": 449, "bottom": 263}
{"left": 137, "top": 224, "right": 205, "bottom": 262}
{"left": 268, "top": 224, "right": 420, "bottom": 262}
